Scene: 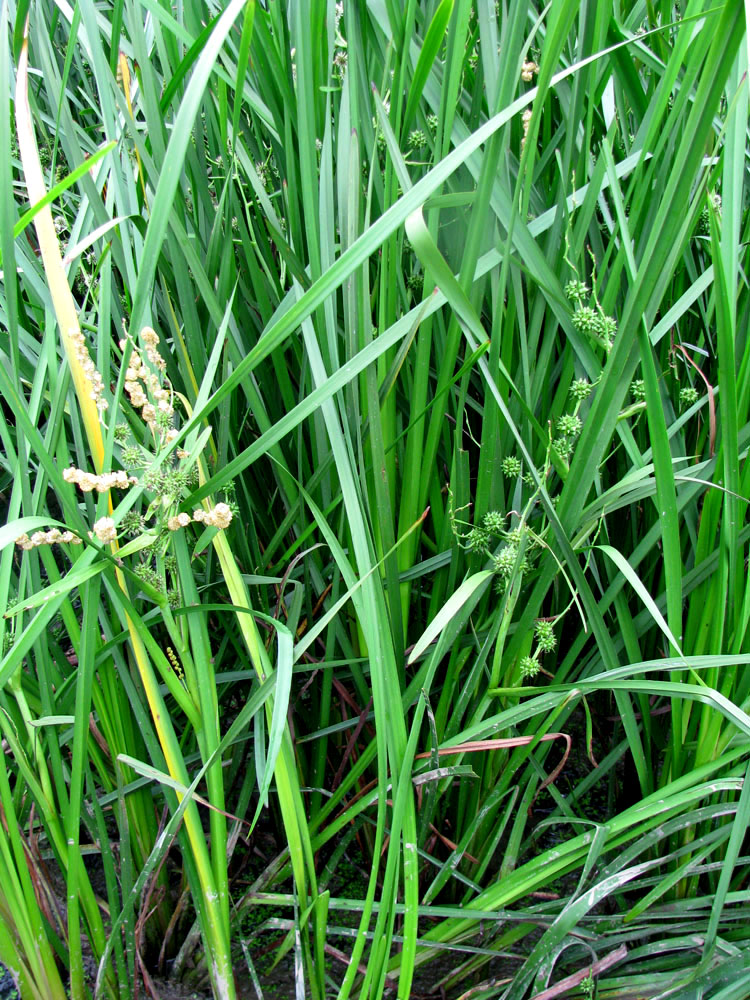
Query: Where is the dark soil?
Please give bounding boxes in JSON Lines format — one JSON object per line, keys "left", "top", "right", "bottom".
{"left": 0, "top": 966, "right": 18, "bottom": 1000}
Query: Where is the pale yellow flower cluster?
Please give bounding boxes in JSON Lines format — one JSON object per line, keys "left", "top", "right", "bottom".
{"left": 120, "top": 328, "right": 178, "bottom": 445}
{"left": 167, "top": 512, "right": 192, "bottom": 531}
{"left": 71, "top": 329, "right": 108, "bottom": 415}
{"left": 521, "top": 60, "right": 539, "bottom": 83}
{"left": 92, "top": 517, "right": 117, "bottom": 544}
{"left": 15, "top": 528, "right": 83, "bottom": 550}
{"left": 193, "top": 502, "right": 233, "bottom": 529}
{"left": 15, "top": 325, "right": 234, "bottom": 563}
{"left": 521, "top": 108, "right": 533, "bottom": 151}
{"left": 167, "top": 503, "right": 233, "bottom": 532}
{"left": 63, "top": 467, "right": 137, "bottom": 492}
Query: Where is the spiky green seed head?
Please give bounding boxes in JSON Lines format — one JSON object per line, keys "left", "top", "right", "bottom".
{"left": 134, "top": 564, "right": 162, "bottom": 591}
{"left": 466, "top": 526, "right": 490, "bottom": 554}
{"left": 120, "top": 511, "right": 146, "bottom": 538}
{"left": 570, "top": 378, "right": 592, "bottom": 401}
{"left": 594, "top": 314, "right": 617, "bottom": 340}
{"left": 520, "top": 655, "right": 540, "bottom": 678}
{"left": 155, "top": 409, "right": 173, "bottom": 432}
{"left": 482, "top": 510, "right": 505, "bottom": 534}
{"left": 557, "top": 413, "right": 582, "bottom": 437}
{"left": 121, "top": 445, "right": 143, "bottom": 469}
{"left": 143, "top": 469, "right": 165, "bottom": 494}
{"left": 493, "top": 544, "right": 518, "bottom": 578}
{"left": 680, "top": 386, "right": 699, "bottom": 407}
{"left": 631, "top": 379, "right": 646, "bottom": 402}
{"left": 504, "top": 525, "right": 525, "bottom": 547}
{"left": 553, "top": 436, "right": 574, "bottom": 461}
{"left": 145, "top": 532, "right": 166, "bottom": 553}
{"left": 564, "top": 279, "right": 588, "bottom": 302}
{"left": 534, "top": 620, "right": 556, "bottom": 652}
{"left": 572, "top": 305, "right": 598, "bottom": 333}
{"left": 502, "top": 455, "right": 522, "bottom": 478}
{"left": 158, "top": 469, "right": 188, "bottom": 503}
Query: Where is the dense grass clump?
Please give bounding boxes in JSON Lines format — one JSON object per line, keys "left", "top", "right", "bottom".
{"left": 2, "top": 1, "right": 750, "bottom": 998}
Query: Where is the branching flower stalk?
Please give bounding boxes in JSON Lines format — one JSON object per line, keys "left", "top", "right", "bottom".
{"left": 452, "top": 421, "right": 593, "bottom": 696}
{"left": 15, "top": 30, "right": 237, "bottom": 1000}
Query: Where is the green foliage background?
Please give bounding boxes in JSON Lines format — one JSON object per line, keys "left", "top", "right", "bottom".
{"left": 2, "top": 1, "right": 750, "bottom": 998}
